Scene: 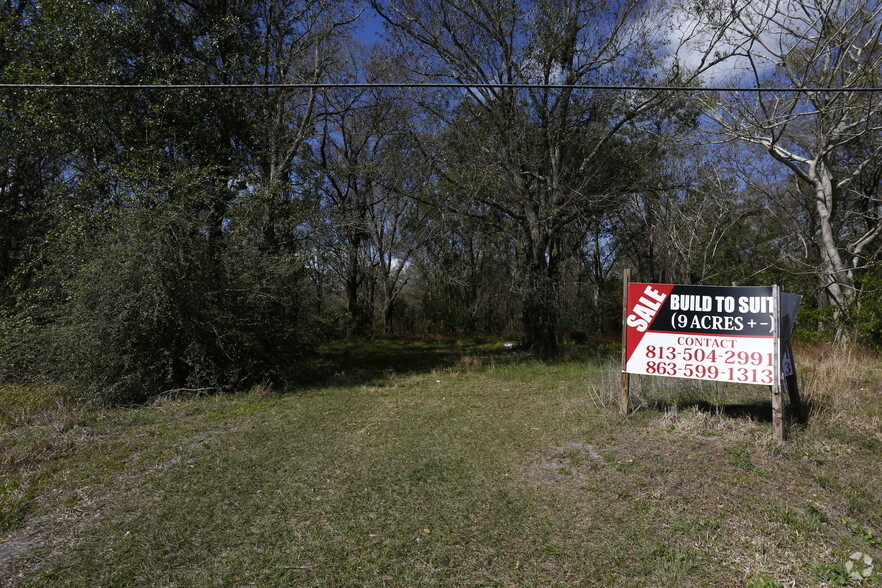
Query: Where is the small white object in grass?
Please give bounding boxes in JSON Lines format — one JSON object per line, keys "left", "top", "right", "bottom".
{"left": 503, "top": 342, "right": 516, "bottom": 350}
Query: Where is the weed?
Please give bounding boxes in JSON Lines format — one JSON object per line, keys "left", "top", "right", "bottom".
{"left": 806, "top": 504, "right": 829, "bottom": 524}
{"left": 773, "top": 506, "right": 799, "bottom": 526}
{"left": 0, "top": 480, "right": 37, "bottom": 532}
{"left": 814, "top": 472, "right": 834, "bottom": 488}
{"left": 726, "top": 448, "right": 771, "bottom": 476}
{"left": 812, "top": 561, "right": 852, "bottom": 586}
{"left": 746, "top": 575, "right": 782, "bottom": 588}
{"left": 838, "top": 516, "right": 882, "bottom": 549}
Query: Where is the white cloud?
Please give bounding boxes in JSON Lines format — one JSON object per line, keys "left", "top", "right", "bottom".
{"left": 662, "top": 0, "right": 805, "bottom": 86}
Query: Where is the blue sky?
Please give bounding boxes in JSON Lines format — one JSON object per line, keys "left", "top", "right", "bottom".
{"left": 356, "top": 8, "right": 386, "bottom": 44}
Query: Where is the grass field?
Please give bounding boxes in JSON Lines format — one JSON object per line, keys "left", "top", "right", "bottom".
{"left": 1, "top": 339, "right": 880, "bottom": 586}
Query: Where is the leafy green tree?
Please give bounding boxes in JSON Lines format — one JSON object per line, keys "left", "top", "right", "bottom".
{"left": 26, "top": 184, "right": 319, "bottom": 404}
{"left": 1, "top": 0, "right": 352, "bottom": 401}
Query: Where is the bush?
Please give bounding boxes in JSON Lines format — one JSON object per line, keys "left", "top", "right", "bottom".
{"left": 0, "top": 310, "right": 46, "bottom": 382}
{"left": 793, "top": 305, "right": 838, "bottom": 345}
{"left": 4, "top": 200, "right": 323, "bottom": 405}
{"left": 793, "top": 274, "right": 882, "bottom": 346}
{"left": 856, "top": 274, "right": 882, "bottom": 345}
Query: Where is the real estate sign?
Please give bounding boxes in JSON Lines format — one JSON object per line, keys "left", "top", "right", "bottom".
{"left": 624, "top": 283, "right": 787, "bottom": 386}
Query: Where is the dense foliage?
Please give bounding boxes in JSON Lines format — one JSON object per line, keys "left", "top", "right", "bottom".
{"left": 1, "top": 0, "right": 881, "bottom": 402}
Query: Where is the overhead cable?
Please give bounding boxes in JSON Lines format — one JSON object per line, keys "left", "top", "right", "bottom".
{"left": 1, "top": 82, "right": 881, "bottom": 92}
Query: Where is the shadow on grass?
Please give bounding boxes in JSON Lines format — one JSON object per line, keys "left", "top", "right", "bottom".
{"left": 289, "top": 337, "right": 507, "bottom": 389}
{"left": 694, "top": 400, "right": 775, "bottom": 423}
{"left": 287, "top": 337, "right": 619, "bottom": 390}
{"left": 658, "top": 399, "right": 810, "bottom": 425}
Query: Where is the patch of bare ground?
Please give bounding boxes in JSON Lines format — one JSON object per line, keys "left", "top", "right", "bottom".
{"left": 0, "top": 525, "right": 52, "bottom": 586}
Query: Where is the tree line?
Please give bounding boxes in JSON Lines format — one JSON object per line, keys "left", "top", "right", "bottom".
{"left": 1, "top": 0, "right": 880, "bottom": 403}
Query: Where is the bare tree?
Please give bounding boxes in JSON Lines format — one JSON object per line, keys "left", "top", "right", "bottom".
{"left": 309, "top": 45, "right": 438, "bottom": 333}
{"left": 244, "top": 0, "right": 360, "bottom": 252}
{"left": 701, "top": 0, "right": 882, "bottom": 339}
{"left": 312, "top": 80, "right": 390, "bottom": 333}
{"left": 370, "top": 0, "right": 742, "bottom": 355}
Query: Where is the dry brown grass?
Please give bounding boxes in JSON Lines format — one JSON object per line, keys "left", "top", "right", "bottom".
{"left": 797, "top": 345, "right": 882, "bottom": 436}
{"left": 0, "top": 384, "right": 84, "bottom": 433}
{"left": 456, "top": 353, "right": 491, "bottom": 369}
{"left": 655, "top": 404, "right": 765, "bottom": 440}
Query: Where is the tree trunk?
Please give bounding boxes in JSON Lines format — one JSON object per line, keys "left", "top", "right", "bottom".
{"left": 344, "top": 242, "right": 372, "bottom": 335}
{"left": 0, "top": 179, "right": 11, "bottom": 288}
{"left": 812, "top": 160, "right": 857, "bottom": 343}
{"left": 383, "top": 299, "right": 394, "bottom": 334}
{"left": 520, "top": 257, "right": 559, "bottom": 357}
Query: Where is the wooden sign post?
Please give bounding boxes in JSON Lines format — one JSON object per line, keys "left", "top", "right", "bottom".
{"left": 771, "top": 285, "right": 784, "bottom": 440}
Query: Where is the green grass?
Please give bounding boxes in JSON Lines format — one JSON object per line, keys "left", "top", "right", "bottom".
{"left": 1, "top": 340, "right": 881, "bottom": 586}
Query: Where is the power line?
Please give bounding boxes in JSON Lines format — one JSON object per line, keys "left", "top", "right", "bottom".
{"left": 1, "top": 82, "right": 882, "bottom": 92}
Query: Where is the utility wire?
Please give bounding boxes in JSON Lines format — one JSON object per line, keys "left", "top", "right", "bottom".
{"left": 1, "top": 82, "right": 882, "bottom": 92}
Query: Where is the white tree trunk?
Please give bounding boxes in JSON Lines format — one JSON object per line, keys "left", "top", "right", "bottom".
{"left": 812, "top": 160, "right": 856, "bottom": 312}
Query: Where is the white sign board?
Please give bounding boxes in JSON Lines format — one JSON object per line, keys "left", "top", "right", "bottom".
{"left": 624, "top": 283, "right": 791, "bottom": 386}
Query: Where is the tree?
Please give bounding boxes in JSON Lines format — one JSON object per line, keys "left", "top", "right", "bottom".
{"left": 307, "top": 45, "right": 436, "bottom": 333}
{"left": 370, "top": 0, "right": 741, "bottom": 355}
{"left": 0, "top": 0, "right": 128, "bottom": 296}
{"left": 242, "top": 0, "right": 359, "bottom": 253}
{"left": 410, "top": 202, "right": 518, "bottom": 334}
{"left": 0, "top": 0, "right": 356, "bottom": 400}
{"left": 701, "top": 0, "right": 882, "bottom": 340}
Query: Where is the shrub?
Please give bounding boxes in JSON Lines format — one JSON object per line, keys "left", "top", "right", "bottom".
{"left": 4, "top": 199, "right": 323, "bottom": 405}
{"left": 856, "top": 274, "right": 882, "bottom": 346}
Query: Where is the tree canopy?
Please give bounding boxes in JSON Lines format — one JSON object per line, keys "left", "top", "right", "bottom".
{"left": 1, "top": 0, "right": 880, "bottom": 402}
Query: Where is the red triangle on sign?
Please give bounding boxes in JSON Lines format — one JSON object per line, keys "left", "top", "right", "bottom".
{"left": 625, "top": 283, "right": 675, "bottom": 363}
